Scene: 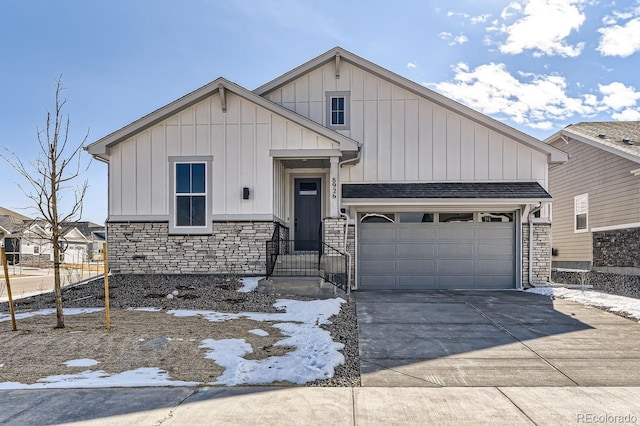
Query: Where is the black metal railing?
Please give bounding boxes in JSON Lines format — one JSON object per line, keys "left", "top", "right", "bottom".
{"left": 265, "top": 221, "right": 349, "bottom": 293}
{"left": 319, "top": 241, "right": 349, "bottom": 292}
{"left": 266, "top": 239, "right": 321, "bottom": 278}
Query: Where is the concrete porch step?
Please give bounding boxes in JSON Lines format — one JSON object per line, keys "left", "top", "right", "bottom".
{"left": 257, "top": 277, "right": 349, "bottom": 300}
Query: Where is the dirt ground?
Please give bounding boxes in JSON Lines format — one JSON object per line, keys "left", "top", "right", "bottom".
{"left": 0, "top": 309, "right": 292, "bottom": 385}
{"left": 0, "top": 275, "right": 359, "bottom": 387}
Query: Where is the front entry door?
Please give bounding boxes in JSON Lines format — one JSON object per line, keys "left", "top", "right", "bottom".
{"left": 294, "top": 178, "right": 321, "bottom": 251}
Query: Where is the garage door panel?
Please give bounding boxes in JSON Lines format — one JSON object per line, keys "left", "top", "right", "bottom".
{"left": 359, "top": 226, "right": 396, "bottom": 241}
{"left": 477, "top": 259, "right": 514, "bottom": 274}
{"left": 360, "top": 275, "right": 397, "bottom": 289}
{"left": 478, "top": 243, "right": 513, "bottom": 257}
{"left": 477, "top": 226, "right": 512, "bottom": 239}
{"left": 358, "top": 214, "right": 515, "bottom": 290}
{"left": 360, "top": 244, "right": 397, "bottom": 258}
{"left": 475, "top": 275, "right": 514, "bottom": 289}
{"left": 397, "top": 226, "right": 435, "bottom": 240}
{"left": 398, "top": 275, "right": 436, "bottom": 288}
{"left": 437, "top": 276, "right": 477, "bottom": 288}
{"left": 437, "top": 259, "right": 475, "bottom": 275}
{"left": 398, "top": 259, "right": 435, "bottom": 274}
{"left": 397, "top": 243, "right": 436, "bottom": 258}
{"left": 436, "top": 227, "right": 475, "bottom": 240}
{"left": 360, "top": 259, "right": 396, "bottom": 274}
{"left": 437, "top": 243, "right": 474, "bottom": 258}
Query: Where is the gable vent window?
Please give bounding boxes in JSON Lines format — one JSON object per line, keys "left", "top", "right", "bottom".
{"left": 325, "top": 91, "right": 350, "bottom": 130}
{"left": 574, "top": 193, "right": 588, "bottom": 232}
{"left": 169, "top": 156, "right": 213, "bottom": 235}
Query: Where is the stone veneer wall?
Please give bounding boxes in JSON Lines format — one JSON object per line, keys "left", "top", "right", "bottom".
{"left": 552, "top": 227, "right": 640, "bottom": 299}
{"left": 593, "top": 228, "right": 640, "bottom": 268}
{"left": 107, "top": 221, "right": 275, "bottom": 275}
{"left": 522, "top": 223, "right": 552, "bottom": 287}
{"left": 322, "top": 217, "right": 355, "bottom": 289}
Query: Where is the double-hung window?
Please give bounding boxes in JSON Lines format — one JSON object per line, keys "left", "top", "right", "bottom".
{"left": 169, "top": 156, "right": 213, "bottom": 234}
{"left": 574, "top": 193, "right": 588, "bottom": 232}
{"left": 325, "top": 91, "right": 350, "bottom": 130}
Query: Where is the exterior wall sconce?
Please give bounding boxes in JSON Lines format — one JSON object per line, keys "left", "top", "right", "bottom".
{"left": 243, "top": 187, "right": 250, "bottom": 200}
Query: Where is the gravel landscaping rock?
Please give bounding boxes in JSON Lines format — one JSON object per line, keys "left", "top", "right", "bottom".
{"left": 0, "top": 274, "right": 360, "bottom": 387}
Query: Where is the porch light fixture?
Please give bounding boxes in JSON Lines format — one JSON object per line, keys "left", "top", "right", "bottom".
{"left": 242, "top": 187, "right": 250, "bottom": 200}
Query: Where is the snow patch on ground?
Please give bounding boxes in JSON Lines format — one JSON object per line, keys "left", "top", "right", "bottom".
{"left": 0, "top": 368, "right": 199, "bottom": 389}
{"left": 0, "top": 308, "right": 103, "bottom": 323}
{"left": 64, "top": 359, "right": 99, "bottom": 368}
{"left": 248, "top": 329, "right": 269, "bottom": 336}
{"left": 0, "top": 297, "right": 346, "bottom": 388}
{"left": 527, "top": 287, "right": 640, "bottom": 322}
{"left": 237, "top": 276, "right": 263, "bottom": 293}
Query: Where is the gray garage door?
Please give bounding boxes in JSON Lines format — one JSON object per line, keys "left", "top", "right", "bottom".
{"left": 358, "top": 213, "right": 515, "bottom": 290}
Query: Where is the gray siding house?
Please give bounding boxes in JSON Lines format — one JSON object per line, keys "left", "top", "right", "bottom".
{"left": 87, "top": 47, "right": 567, "bottom": 290}
{"left": 546, "top": 122, "right": 640, "bottom": 293}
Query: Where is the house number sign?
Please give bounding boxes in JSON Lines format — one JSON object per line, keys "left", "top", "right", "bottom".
{"left": 331, "top": 177, "right": 338, "bottom": 199}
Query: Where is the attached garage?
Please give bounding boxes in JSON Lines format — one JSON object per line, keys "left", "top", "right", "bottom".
{"left": 342, "top": 182, "right": 555, "bottom": 291}
{"left": 358, "top": 212, "right": 515, "bottom": 290}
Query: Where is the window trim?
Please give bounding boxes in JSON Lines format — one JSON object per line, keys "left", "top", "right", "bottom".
{"left": 325, "top": 91, "right": 350, "bottom": 130}
{"left": 574, "top": 193, "right": 589, "bottom": 233}
{"left": 169, "top": 156, "right": 213, "bottom": 235}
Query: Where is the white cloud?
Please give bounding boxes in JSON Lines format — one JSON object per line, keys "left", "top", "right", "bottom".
{"left": 407, "top": 62, "right": 417, "bottom": 69}
{"left": 599, "top": 82, "right": 640, "bottom": 110}
{"left": 431, "top": 62, "right": 640, "bottom": 130}
{"left": 612, "top": 109, "right": 640, "bottom": 121}
{"left": 431, "top": 62, "right": 595, "bottom": 130}
{"left": 597, "top": 14, "right": 640, "bottom": 57}
{"left": 439, "top": 32, "right": 469, "bottom": 45}
{"left": 496, "top": 0, "right": 587, "bottom": 57}
{"left": 471, "top": 14, "right": 492, "bottom": 24}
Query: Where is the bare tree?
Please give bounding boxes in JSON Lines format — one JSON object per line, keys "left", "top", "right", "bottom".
{"left": 2, "top": 77, "right": 89, "bottom": 328}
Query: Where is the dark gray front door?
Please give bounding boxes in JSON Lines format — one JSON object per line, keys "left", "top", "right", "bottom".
{"left": 294, "top": 178, "right": 321, "bottom": 251}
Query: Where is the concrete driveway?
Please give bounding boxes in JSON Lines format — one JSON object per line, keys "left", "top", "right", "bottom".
{"left": 355, "top": 290, "right": 640, "bottom": 387}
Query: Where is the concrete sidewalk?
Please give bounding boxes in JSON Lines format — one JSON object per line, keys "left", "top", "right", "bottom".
{"left": 1, "top": 386, "right": 639, "bottom": 425}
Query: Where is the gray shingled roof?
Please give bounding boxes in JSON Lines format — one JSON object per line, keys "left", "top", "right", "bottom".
{"left": 563, "top": 121, "right": 640, "bottom": 159}
{"left": 342, "top": 182, "right": 551, "bottom": 199}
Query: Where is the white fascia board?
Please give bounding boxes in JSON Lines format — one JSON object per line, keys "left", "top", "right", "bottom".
{"left": 256, "top": 47, "right": 567, "bottom": 163}
{"left": 631, "top": 168, "right": 640, "bottom": 176}
{"left": 341, "top": 198, "right": 550, "bottom": 209}
{"left": 87, "top": 77, "right": 360, "bottom": 159}
{"left": 591, "top": 222, "right": 640, "bottom": 232}
{"left": 270, "top": 149, "right": 342, "bottom": 158}
{"left": 555, "top": 130, "right": 640, "bottom": 165}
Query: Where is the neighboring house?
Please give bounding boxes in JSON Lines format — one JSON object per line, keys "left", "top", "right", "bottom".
{"left": 0, "top": 214, "right": 51, "bottom": 265}
{"left": 546, "top": 122, "right": 640, "bottom": 291}
{"left": 66, "top": 221, "right": 106, "bottom": 261}
{"left": 0, "top": 207, "right": 94, "bottom": 266}
{"left": 87, "top": 47, "right": 567, "bottom": 290}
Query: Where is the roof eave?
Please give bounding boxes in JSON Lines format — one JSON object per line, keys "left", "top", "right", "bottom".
{"left": 551, "top": 129, "right": 640, "bottom": 165}
{"left": 86, "top": 76, "right": 360, "bottom": 160}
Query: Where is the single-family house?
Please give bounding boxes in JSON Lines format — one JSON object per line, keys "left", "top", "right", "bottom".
{"left": 0, "top": 214, "right": 52, "bottom": 266}
{"left": 86, "top": 47, "right": 567, "bottom": 290}
{"left": 66, "top": 221, "right": 106, "bottom": 261}
{"left": 546, "top": 121, "right": 640, "bottom": 294}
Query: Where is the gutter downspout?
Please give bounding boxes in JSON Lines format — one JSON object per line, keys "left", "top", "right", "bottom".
{"left": 337, "top": 148, "right": 360, "bottom": 295}
{"left": 339, "top": 211, "right": 352, "bottom": 295}
{"left": 528, "top": 203, "right": 543, "bottom": 288}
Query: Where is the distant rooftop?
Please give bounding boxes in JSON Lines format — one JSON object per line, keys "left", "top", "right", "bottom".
{"left": 560, "top": 121, "right": 640, "bottom": 160}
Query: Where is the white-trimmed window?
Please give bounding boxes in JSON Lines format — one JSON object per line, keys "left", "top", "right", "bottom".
{"left": 325, "top": 91, "right": 350, "bottom": 130}
{"left": 574, "top": 193, "right": 588, "bottom": 232}
{"left": 169, "top": 156, "right": 213, "bottom": 234}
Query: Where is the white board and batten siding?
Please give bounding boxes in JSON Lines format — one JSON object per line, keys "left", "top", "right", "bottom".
{"left": 549, "top": 139, "right": 640, "bottom": 264}
{"left": 108, "top": 91, "right": 340, "bottom": 219}
{"left": 264, "top": 61, "right": 549, "bottom": 187}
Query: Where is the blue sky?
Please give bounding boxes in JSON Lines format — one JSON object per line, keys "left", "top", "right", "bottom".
{"left": 1, "top": 0, "right": 639, "bottom": 224}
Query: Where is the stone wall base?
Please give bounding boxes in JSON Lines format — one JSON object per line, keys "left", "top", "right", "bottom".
{"left": 552, "top": 270, "right": 640, "bottom": 300}
{"left": 522, "top": 223, "right": 551, "bottom": 287}
{"left": 107, "top": 221, "right": 275, "bottom": 275}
